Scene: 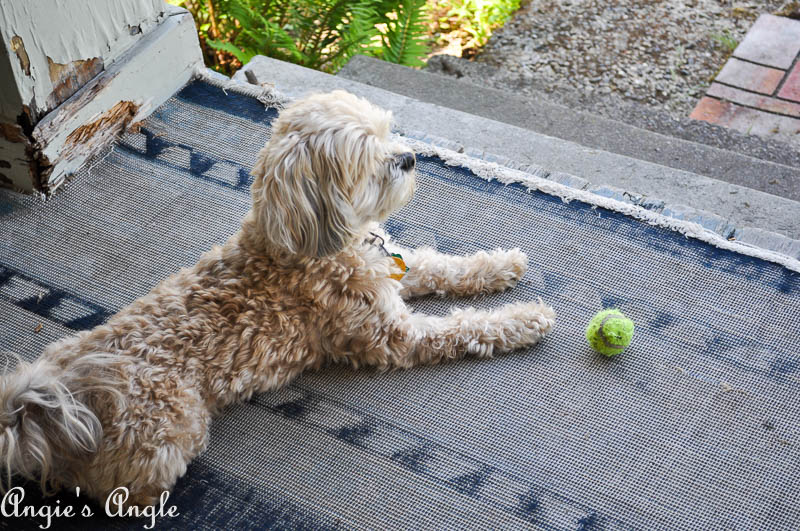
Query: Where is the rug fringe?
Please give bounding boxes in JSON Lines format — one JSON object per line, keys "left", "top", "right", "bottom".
{"left": 189, "top": 69, "right": 800, "bottom": 274}
{"left": 403, "top": 136, "right": 800, "bottom": 273}
{"left": 193, "top": 66, "right": 291, "bottom": 109}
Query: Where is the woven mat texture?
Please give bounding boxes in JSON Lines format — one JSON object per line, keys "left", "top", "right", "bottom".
{"left": 1, "top": 81, "right": 799, "bottom": 530}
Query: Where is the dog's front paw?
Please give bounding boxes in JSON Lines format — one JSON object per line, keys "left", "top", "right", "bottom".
{"left": 454, "top": 300, "right": 555, "bottom": 357}
{"left": 497, "top": 300, "right": 556, "bottom": 350}
{"left": 482, "top": 248, "right": 528, "bottom": 292}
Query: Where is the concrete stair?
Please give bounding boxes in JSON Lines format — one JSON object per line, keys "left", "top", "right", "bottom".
{"left": 420, "top": 54, "right": 800, "bottom": 175}
{"left": 340, "top": 56, "right": 800, "bottom": 201}
{"left": 231, "top": 55, "right": 800, "bottom": 258}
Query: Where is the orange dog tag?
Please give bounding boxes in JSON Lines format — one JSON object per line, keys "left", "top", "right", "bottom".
{"left": 390, "top": 253, "right": 409, "bottom": 281}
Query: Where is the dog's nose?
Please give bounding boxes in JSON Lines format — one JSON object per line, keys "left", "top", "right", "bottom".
{"left": 398, "top": 152, "right": 416, "bottom": 171}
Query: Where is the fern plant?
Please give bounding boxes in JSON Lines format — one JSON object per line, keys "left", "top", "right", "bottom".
{"left": 207, "top": 0, "right": 301, "bottom": 65}
{"left": 184, "top": 0, "right": 430, "bottom": 74}
{"left": 370, "top": 0, "right": 430, "bottom": 67}
{"left": 428, "top": 0, "right": 520, "bottom": 57}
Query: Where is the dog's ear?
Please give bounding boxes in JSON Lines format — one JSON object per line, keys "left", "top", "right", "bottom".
{"left": 250, "top": 134, "right": 358, "bottom": 257}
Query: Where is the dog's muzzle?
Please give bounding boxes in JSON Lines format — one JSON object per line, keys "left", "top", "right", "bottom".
{"left": 397, "top": 152, "right": 416, "bottom": 172}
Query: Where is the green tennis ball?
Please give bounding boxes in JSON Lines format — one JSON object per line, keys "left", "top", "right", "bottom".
{"left": 586, "top": 309, "right": 634, "bottom": 356}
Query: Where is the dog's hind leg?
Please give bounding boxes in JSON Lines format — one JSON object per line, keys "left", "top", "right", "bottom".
{"left": 84, "top": 376, "right": 211, "bottom": 508}
{"left": 390, "top": 246, "right": 529, "bottom": 299}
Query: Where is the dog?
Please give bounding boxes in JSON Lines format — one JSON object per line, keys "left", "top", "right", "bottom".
{"left": 0, "top": 90, "right": 555, "bottom": 507}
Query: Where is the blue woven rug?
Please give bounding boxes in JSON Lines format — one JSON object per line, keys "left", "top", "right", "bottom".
{"left": 1, "top": 80, "right": 799, "bottom": 530}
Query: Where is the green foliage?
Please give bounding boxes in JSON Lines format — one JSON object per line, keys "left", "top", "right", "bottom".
{"left": 438, "top": 0, "right": 520, "bottom": 51}
{"left": 174, "top": 0, "right": 522, "bottom": 74}
{"left": 370, "top": 0, "right": 430, "bottom": 67}
{"left": 176, "top": 0, "right": 431, "bottom": 74}
{"left": 710, "top": 30, "right": 738, "bottom": 53}
{"left": 207, "top": 0, "right": 301, "bottom": 65}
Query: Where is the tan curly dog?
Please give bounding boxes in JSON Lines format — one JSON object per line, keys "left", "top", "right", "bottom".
{"left": 0, "top": 90, "right": 555, "bottom": 507}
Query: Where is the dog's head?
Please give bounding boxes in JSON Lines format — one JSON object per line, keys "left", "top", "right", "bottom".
{"left": 250, "top": 90, "right": 416, "bottom": 257}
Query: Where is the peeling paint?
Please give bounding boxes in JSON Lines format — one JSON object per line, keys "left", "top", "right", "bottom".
{"left": 33, "top": 72, "right": 119, "bottom": 146}
{"left": 32, "top": 152, "right": 53, "bottom": 193}
{"left": 0, "top": 122, "right": 28, "bottom": 143}
{"left": 0, "top": 4, "right": 201, "bottom": 194}
{"left": 1, "top": 120, "right": 50, "bottom": 194}
{"left": 46, "top": 56, "right": 104, "bottom": 111}
{"left": 63, "top": 100, "right": 139, "bottom": 159}
{"left": 9, "top": 35, "right": 30, "bottom": 75}
{"left": 1, "top": 0, "right": 166, "bottom": 120}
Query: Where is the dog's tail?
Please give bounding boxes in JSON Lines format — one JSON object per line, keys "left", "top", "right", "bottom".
{"left": 0, "top": 353, "right": 123, "bottom": 494}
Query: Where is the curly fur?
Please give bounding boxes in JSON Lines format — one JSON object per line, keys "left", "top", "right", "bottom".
{"left": 0, "top": 90, "right": 555, "bottom": 506}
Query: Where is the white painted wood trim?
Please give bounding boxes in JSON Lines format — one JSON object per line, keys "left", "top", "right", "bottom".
{"left": 0, "top": 5, "right": 203, "bottom": 194}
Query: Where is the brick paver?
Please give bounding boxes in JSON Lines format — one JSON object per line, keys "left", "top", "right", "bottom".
{"left": 690, "top": 14, "right": 800, "bottom": 140}
{"left": 706, "top": 83, "right": 800, "bottom": 118}
{"left": 715, "top": 58, "right": 784, "bottom": 95}
{"left": 689, "top": 97, "right": 736, "bottom": 124}
{"left": 724, "top": 106, "right": 800, "bottom": 137}
{"left": 778, "top": 60, "right": 800, "bottom": 102}
{"left": 733, "top": 14, "right": 800, "bottom": 69}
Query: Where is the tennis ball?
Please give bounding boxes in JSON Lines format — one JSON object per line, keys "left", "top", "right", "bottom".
{"left": 586, "top": 309, "right": 634, "bottom": 356}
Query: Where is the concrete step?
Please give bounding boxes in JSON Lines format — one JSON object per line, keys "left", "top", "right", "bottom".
{"left": 338, "top": 55, "right": 800, "bottom": 203}
{"left": 420, "top": 54, "right": 800, "bottom": 173}
{"left": 229, "top": 56, "right": 800, "bottom": 257}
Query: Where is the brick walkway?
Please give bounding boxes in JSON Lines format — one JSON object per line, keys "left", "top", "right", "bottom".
{"left": 690, "top": 14, "right": 800, "bottom": 139}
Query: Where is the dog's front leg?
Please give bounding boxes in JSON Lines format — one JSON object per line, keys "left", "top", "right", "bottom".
{"left": 348, "top": 300, "right": 555, "bottom": 369}
{"left": 389, "top": 246, "right": 529, "bottom": 299}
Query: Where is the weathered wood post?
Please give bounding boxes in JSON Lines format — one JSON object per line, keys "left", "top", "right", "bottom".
{"left": 0, "top": 0, "right": 203, "bottom": 194}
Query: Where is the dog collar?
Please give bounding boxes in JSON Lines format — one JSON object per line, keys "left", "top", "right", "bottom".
{"left": 366, "top": 232, "right": 409, "bottom": 280}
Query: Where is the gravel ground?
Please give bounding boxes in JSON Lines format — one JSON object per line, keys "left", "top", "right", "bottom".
{"left": 471, "top": 0, "right": 786, "bottom": 116}
{"left": 426, "top": 0, "right": 800, "bottom": 166}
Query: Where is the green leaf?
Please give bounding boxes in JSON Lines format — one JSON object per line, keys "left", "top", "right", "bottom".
{"left": 379, "top": 0, "right": 429, "bottom": 67}
{"left": 206, "top": 38, "right": 256, "bottom": 64}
